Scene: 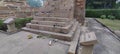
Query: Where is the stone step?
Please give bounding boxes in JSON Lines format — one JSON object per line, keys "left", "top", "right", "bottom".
{"left": 68, "top": 25, "right": 81, "bottom": 54}
{"left": 26, "top": 21, "right": 74, "bottom": 34}
{"left": 31, "top": 20, "right": 71, "bottom": 27}
{"left": 33, "top": 17, "right": 72, "bottom": 22}
{"left": 22, "top": 22, "right": 79, "bottom": 41}
{"left": 0, "top": 7, "right": 9, "bottom": 10}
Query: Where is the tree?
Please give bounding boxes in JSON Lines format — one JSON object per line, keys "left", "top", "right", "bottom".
{"left": 26, "top": 0, "right": 44, "bottom": 17}
{"left": 0, "top": 0, "right": 5, "bottom": 6}
{"left": 116, "top": 2, "right": 120, "bottom": 9}
{"left": 86, "top": 0, "right": 117, "bottom": 9}
{"left": 27, "top": 0, "right": 44, "bottom": 8}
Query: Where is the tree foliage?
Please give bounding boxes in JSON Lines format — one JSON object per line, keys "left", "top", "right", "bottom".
{"left": 27, "top": 0, "right": 44, "bottom": 8}
{"left": 86, "top": 0, "right": 117, "bottom": 9}
{"left": 116, "top": 2, "right": 120, "bottom": 9}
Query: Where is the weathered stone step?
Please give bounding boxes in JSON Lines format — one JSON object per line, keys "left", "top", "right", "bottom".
{"left": 22, "top": 22, "right": 78, "bottom": 41}
{"left": 33, "top": 17, "right": 72, "bottom": 22}
{"left": 68, "top": 25, "right": 80, "bottom": 54}
{"left": 31, "top": 20, "right": 70, "bottom": 27}
{"left": 0, "top": 15, "right": 8, "bottom": 17}
{"left": 0, "top": 7, "right": 9, "bottom": 10}
{"left": 26, "top": 20, "right": 74, "bottom": 34}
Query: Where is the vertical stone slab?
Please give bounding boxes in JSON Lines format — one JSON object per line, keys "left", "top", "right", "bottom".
{"left": 81, "top": 46, "right": 93, "bottom": 54}
{"left": 75, "top": 0, "right": 85, "bottom": 25}
{"left": 7, "top": 23, "right": 17, "bottom": 32}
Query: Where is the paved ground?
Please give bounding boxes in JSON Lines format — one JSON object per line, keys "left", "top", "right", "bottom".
{"left": 114, "top": 30, "right": 120, "bottom": 37}
{"left": 0, "top": 31, "right": 69, "bottom": 54}
{"left": 0, "top": 32, "right": 8, "bottom": 40}
{"left": 87, "top": 18, "right": 120, "bottom": 54}
{"left": 0, "top": 18, "right": 120, "bottom": 54}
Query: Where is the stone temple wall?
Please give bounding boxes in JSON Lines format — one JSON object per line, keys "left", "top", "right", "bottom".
{"left": 37, "top": 0, "right": 85, "bottom": 24}
{"left": 37, "top": 0, "right": 75, "bottom": 18}
{"left": 0, "top": 0, "right": 85, "bottom": 24}
{"left": 75, "top": 0, "right": 86, "bottom": 24}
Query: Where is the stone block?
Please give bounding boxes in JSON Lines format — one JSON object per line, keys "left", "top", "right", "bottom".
{"left": 3, "top": 18, "right": 17, "bottom": 32}
{"left": 29, "top": 24, "right": 39, "bottom": 30}
{"left": 26, "top": 23, "right": 31, "bottom": 28}
{"left": 80, "top": 46, "right": 93, "bottom": 54}
{"left": 33, "top": 17, "right": 71, "bottom": 22}
{"left": 22, "top": 27, "right": 71, "bottom": 41}
{"left": 68, "top": 25, "right": 80, "bottom": 54}
{"left": 80, "top": 32, "right": 97, "bottom": 46}
{"left": 68, "top": 42, "right": 78, "bottom": 54}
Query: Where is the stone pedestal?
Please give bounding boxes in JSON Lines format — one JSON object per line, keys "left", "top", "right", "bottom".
{"left": 4, "top": 18, "right": 17, "bottom": 32}
{"left": 81, "top": 46, "right": 93, "bottom": 54}
{"left": 80, "top": 32, "right": 97, "bottom": 54}
{"left": 6, "top": 23, "right": 17, "bottom": 32}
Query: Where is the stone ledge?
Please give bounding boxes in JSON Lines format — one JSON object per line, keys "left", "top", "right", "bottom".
{"left": 68, "top": 25, "right": 80, "bottom": 54}
{"left": 22, "top": 22, "right": 78, "bottom": 41}
{"left": 33, "top": 17, "right": 72, "bottom": 22}
{"left": 80, "top": 32, "right": 97, "bottom": 46}
{"left": 26, "top": 21, "right": 74, "bottom": 34}
{"left": 31, "top": 20, "right": 72, "bottom": 27}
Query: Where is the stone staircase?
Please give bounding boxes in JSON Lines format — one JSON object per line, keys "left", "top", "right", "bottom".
{"left": 22, "top": 17, "right": 79, "bottom": 41}
{"left": 21, "top": 0, "right": 79, "bottom": 42}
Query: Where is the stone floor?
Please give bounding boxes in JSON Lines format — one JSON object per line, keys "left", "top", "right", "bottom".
{"left": 0, "top": 18, "right": 120, "bottom": 54}
{"left": 0, "top": 31, "right": 69, "bottom": 54}
{"left": 87, "top": 18, "right": 120, "bottom": 54}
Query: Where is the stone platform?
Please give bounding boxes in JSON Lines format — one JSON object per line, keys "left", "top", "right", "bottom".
{"left": 22, "top": 17, "right": 79, "bottom": 41}
{"left": 21, "top": 0, "right": 80, "bottom": 41}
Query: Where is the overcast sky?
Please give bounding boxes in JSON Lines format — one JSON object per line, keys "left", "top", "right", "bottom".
{"left": 117, "top": 0, "right": 120, "bottom": 2}
{"left": 116, "top": 0, "right": 120, "bottom": 3}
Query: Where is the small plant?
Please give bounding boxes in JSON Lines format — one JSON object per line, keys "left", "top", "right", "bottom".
{"left": 27, "top": 34, "right": 33, "bottom": 39}
{"left": 100, "top": 15, "right": 106, "bottom": 19}
{"left": 37, "top": 35, "right": 43, "bottom": 38}
{"left": 108, "top": 15, "right": 115, "bottom": 20}
{"left": 37, "top": 33, "right": 47, "bottom": 39}
{"left": 15, "top": 18, "right": 33, "bottom": 28}
{"left": 0, "top": 20, "right": 7, "bottom": 31}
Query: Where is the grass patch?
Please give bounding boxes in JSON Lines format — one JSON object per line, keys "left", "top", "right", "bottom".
{"left": 0, "top": 20, "right": 7, "bottom": 31}
{"left": 97, "top": 19, "right": 120, "bottom": 30}
{"left": 0, "top": 18, "right": 33, "bottom": 31}
{"left": 15, "top": 18, "right": 33, "bottom": 28}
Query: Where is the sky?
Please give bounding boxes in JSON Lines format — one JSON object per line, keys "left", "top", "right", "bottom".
{"left": 117, "top": 0, "right": 120, "bottom": 2}
{"left": 116, "top": 0, "right": 120, "bottom": 3}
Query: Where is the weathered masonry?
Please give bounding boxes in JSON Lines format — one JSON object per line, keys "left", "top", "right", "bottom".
{"left": 22, "top": 0, "right": 86, "bottom": 41}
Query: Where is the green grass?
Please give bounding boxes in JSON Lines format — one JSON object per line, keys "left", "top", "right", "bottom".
{"left": 97, "top": 19, "right": 120, "bottom": 30}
